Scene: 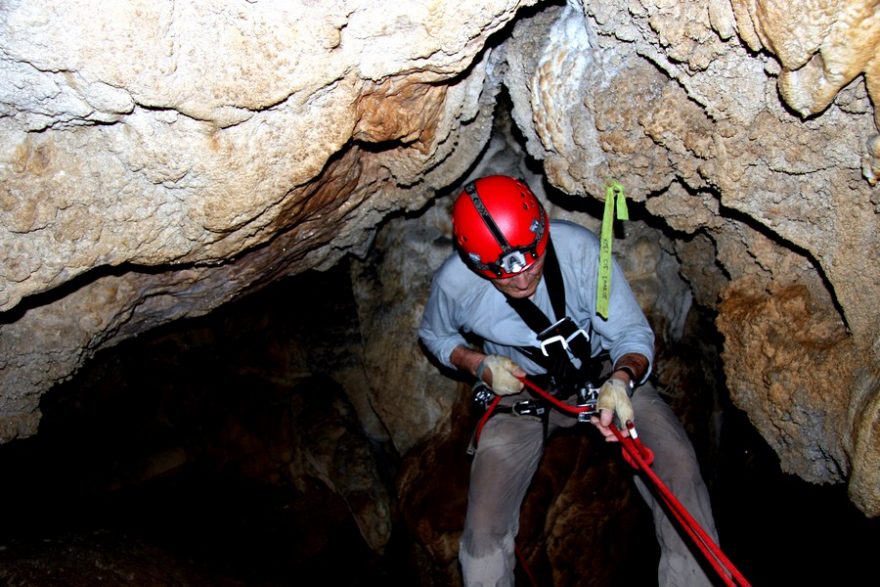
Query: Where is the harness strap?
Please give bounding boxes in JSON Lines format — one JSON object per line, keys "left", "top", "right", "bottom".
{"left": 493, "top": 399, "right": 546, "bottom": 418}
{"left": 472, "top": 238, "right": 597, "bottom": 451}
{"left": 505, "top": 239, "right": 564, "bottom": 333}
{"left": 504, "top": 238, "right": 595, "bottom": 385}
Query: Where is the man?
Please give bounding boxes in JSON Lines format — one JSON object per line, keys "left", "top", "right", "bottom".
{"left": 418, "top": 175, "right": 718, "bottom": 586}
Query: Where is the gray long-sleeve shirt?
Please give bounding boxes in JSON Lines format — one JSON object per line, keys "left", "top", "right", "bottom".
{"left": 418, "top": 220, "right": 654, "bottom": 379}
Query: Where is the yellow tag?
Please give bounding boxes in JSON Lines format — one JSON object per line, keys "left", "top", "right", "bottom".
{"left": 597, "top": 181, "right": 628, "bottom": 319}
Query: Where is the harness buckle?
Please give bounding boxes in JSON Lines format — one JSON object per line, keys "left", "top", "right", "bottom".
{"left": 512, "top": 400, "right": 545, "bottom": 418}
{"left": 472, "top": 382, "right": 496, "bottom": 411}
{"left": 537, "top": 316, "right": 589, "bottom": 357}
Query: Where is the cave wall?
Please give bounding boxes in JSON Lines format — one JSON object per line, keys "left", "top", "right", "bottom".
{"left": 496, "top": 0, "right": 880, "bottom": 514}
{"left": 1, "top": 0, "right": 879, "bottom": 515}
{"left": 0, "top": 0, "right": 524, "bottom": 438}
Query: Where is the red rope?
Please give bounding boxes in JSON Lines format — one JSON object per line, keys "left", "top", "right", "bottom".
{"left": 515, "top": 544, "right": 539, "bottom": 587}
{"left": 610, "top": 424, "right": 751, "bottom": 587}
{"left": 503, "top": 376, "right": 751, "bottom": 587}
{"left": 473, "top": 378, "right": 594, "bottom": 448}
{"left": 519, "top": 377, "right": 596, "bottom": 416}
{"left": 473, "top": 394, "right": 502, "bottom": 447}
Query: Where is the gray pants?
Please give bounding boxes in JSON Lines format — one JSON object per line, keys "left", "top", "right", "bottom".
{"left": 459, "top": 382, "right": 719, "bottom": 587}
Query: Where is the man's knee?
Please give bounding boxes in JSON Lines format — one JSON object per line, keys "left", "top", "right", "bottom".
{"left": 459, "top": 528, "right": 515, "bottom": 587}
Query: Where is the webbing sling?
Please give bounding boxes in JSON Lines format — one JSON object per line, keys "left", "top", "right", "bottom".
{"left": 504, "top": 238, "right": 597, "bottom": 387}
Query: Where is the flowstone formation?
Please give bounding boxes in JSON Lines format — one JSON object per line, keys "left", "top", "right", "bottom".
{"left": 499, "top": 0, "right": 880, "bottom": 515}
{"left": 0, "top": 0, "right": 530, "bottom": 439}
{"left": 1, "top": 0, "right": 879, "bottom": 521}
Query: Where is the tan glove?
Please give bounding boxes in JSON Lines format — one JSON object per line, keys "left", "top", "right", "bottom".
{"left": 478, "top": 355, "right": 525, "bottom": 396}
{"left": 596, "top": 378, "right": 634, "bottom": 428}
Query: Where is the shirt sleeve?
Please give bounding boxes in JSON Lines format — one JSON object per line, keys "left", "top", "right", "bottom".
{"left": 418, "top": 273, "right": 468, "bottom": 370}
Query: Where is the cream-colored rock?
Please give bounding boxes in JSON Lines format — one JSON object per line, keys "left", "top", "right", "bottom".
{"left": 0, "top": 0, "right": 532, "bottom": 438}
{"left": 500, "top": 0, "right": 880, "bottom": 514}
{"left": 718, "top": 280, "right": 852, "bottom": 482}
{"left": 0, "top": 0, "right": 535, "bottom": 305}
{"left": 730, "top": 0, "right": 880, "bottom": 183}
{"left": 2, "top": 0, "right": 880, "bottom": 519}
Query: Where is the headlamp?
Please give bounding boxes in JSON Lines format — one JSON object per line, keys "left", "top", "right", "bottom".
{"left": 469, "top": 246, "right": 539, "bottom": 278}
{"left": 498, "top": 249, "right": 529, "bottom": 275}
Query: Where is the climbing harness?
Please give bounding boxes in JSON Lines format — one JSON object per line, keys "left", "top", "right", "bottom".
{"left": 505, "top": 238, "right": 598, "bottom": 388}
{"left": 470, "top": 377, "right": 599, "bottom": 452}
{"left": 468, "top": 233, "right": 604, "bottom": 454}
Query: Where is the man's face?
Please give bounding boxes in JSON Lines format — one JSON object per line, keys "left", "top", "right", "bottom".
{"left": 490, "top": 251, "right": 546, "bottom": 299}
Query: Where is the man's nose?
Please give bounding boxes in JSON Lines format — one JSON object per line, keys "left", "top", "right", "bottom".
{"left": 511, "top": 272, "right": 531, "bottom": 289}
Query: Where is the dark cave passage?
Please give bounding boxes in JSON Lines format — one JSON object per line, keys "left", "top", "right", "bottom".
{"left": 0, "top": 261, "right": 877, "bottom": 586}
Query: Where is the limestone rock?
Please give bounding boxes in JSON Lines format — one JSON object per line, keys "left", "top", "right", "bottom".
{"left": 1, "top": 0, "right": 880, "bottom": 518}
{"left": 0, "top": 0, "right": 532, "bottom": 438}
{"left": 730, "top": 0, "right": 880, "bottom": 183}
{"left": 500, "top": 0, "right": 880, "bottom": 514}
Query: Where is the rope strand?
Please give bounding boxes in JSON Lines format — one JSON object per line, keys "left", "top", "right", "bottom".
{"left": 611, "top": 424, "right": 751, "bottom": 587}
{"left": 486, "top": 376, "right": 754, "bottom": 587}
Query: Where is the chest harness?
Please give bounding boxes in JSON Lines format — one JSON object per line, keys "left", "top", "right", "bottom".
{"left": 507, "top": 238, "right": 600, "bottom": 388}
{"left": 472, "top": 237, "right": 603, "bottom": 440}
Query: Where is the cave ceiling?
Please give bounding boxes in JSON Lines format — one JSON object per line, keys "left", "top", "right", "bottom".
{"left": 1, "top": 0, "right": 879, "bottom": 515}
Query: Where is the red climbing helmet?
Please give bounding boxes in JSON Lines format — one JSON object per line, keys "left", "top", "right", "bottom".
{"left": 452, "top": 175, "right": 549, "bottom": 278}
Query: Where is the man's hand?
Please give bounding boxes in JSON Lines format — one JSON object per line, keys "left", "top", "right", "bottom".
{"left": 479, "top": 355, "right": 526, "bottom": 396}
{"left": 590, "top": 378, "right": 634, "bottom": 442}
